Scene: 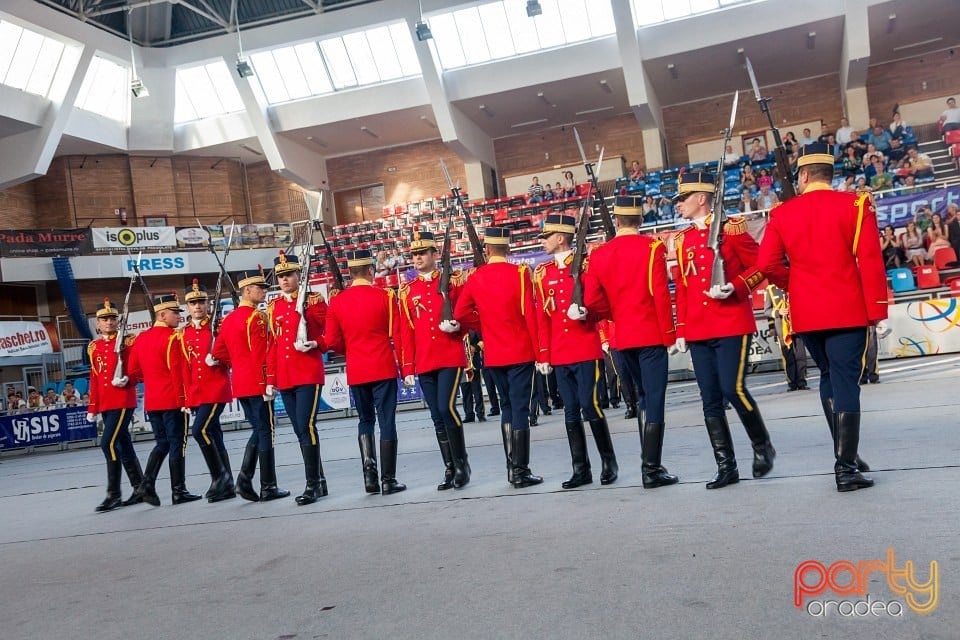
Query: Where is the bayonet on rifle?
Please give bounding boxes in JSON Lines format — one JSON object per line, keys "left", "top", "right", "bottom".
{"left": 707, "top": 91, "right": 739, "bottom": 289}
{"left": 573, "top": 127, "right": 616, "bottom": 241}
{"left": 744, "top": 57, "right": 796, "bottom": 201}
{"left": 440, "top": 159, "right": 485, "bottom": 267}
{"left": 112, "top": 251, "right": 140, "bottom": 382}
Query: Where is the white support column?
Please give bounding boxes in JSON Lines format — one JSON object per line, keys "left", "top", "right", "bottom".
{"left": 129, "top": 63, "right": 176, "bottom": 152}
{"left": 840, "top": 0, "right": 871, "bottom": 129}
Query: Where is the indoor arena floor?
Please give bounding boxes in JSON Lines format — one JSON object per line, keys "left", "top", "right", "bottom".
{"left": 1, "top": 355, "right": 957, "bottom": 639}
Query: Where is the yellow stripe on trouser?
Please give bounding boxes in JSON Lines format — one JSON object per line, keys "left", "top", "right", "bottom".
{"left": 449, "top": 368, "right": 463, "bottom": 428}
{"left": 592, "top": 361, "right": 604, "bottom": 420}
{"left": 859, "top": 327, "right": 870, "bottom": 380}
{"left": 181, "top": 411, "right": 189, "bottom": 457}
{"left": 108, "top": 408, "right": 126, "bottom": 462}
{"left": 199, "top": 403, "right": 221, "bottom": 446}
{"left": 307, "top": 386, "right": 320, "bottom": 445}
{"left": 268, "top": 400, "right": 276, "bottom": 446}
{"left": 735, "top": 335, "right": 754, "bottom": 412}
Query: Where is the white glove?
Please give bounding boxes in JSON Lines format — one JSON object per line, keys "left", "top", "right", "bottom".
{"left": 705, "top": 283, "right": 735, "bottom": 300}
{"left": 181, "top": 407, "right": 193, "bottom": 417}
{"left": 876, "top": 321, "right": 892, "bottom": 339}
{"left": 111, "top": 375, "right": 129, "bottom": 388}
{"left": 403, "top": 375, "right": 416, "bottom": 388}
{"left": 439, "top": 320, "right": 461, "bottom": 333}
{"left": 204, "top": 353, "right": 219, "bottom": 367}
{"left": 86, "top": 412, "right": 97, "bottom": 423}
{"left": 674, "top": 338, "right": 688, "bottom": 354}
{"left": 535, "top": 362, "right": 553, "bottom": 375}
{"left": 264, "top": 385, "right": 276, "bottom": 399}
{"left": 601, "top": 343, "right": 610, "bottom": 354}
{"left": 295, "top": 340, "right": 318, "bottom": 352}
{"left": 566, "top": 304, "right": 587, "bottom": 321}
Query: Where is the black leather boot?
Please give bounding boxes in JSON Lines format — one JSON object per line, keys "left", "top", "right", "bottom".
{"left": 704, "top": 416, "right": 739, "bottom": 489}
{"left": 120, "top": 456, "right": 144, "bottom": 506}
{"left": 500, "top": 422, "right": 514, "bottom": 484}
{"left": 170, "top": 458, "right": 202, "bottom": 504}
{"left": 641, "top": 422, "right": 679, "bottom": 488}
{"left": 236, "top": 443, "right": 260, "bottom": 502}
{"left": 739, "top": 409, "right": 776, "bottom": 478}
{"left": 822, "top": 397, "right": 869, "bottom": 472}
{"left": 380, "top": 439, "right": 407, "bottom": 495}
{"left": 358, "top": 434, "right": 380, "bottom": 494}
{"left": 214, "top": 442, "right": 236, "bottom": 500}
{"left": 435, "top": 429, "right": 455, "bottom": 491}
{"left": 561, "top": 421, "right": 592, "bottom": 489}
{"left": 95, "top": 461, "right": 123, "bottom": 512}
{"left": 624, "top": 402, "right": 637, "bottom": 420}
{"left": 317, "top": 455, "right": 328, "bottom": 497}
{"left": 199, "top": 444, "right": 233, "bottom": 502}
{"left": 136, "top": 449, "right": 165, "bottom": 506}
{"left": 588, "top": 418, "right": 619, "bottom": 485}
{"left": 510, "top": 428, "right": 543, "bottom": 488}
{"left": 258, "top": 448, "right": 290, "bottom": 501}
{"left": 835, "top": 412, "right": 874, "bottom": 492}
{"left": 296, "top": 444, "right": 324, "bottom": 505}
{"left": 446, "top": 425, "right": 471, "bottom": 489}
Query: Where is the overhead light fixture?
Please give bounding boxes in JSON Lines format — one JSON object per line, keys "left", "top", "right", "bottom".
{"left": 420, "top": 115, "right": 437, "bottom": 129}
{"left": 807, "top": 31, "right": 816, "bottom": 50}
{"left": 416, "top": 21, "right": 432, "bottom": 41}
{"left": 236, "top": 56, "right": 254, "bottom": 78}
{"left": 737, "top": 47, "right": 746, "bottom": 63}
{"left": 892, "top": 37, "right": 943, "bottom": 52}
{"left": 511, "top": 118, "right": 548, "bottom": 129}
{"left": 575, "top": 106, "right": 614, "bottom": 116}
{"left": 667, "top": 63, "right": 678, "bottom": 79}
{"left": 126, "top": 8, "right": 148, "bottom": 98}
{"left": 130, "top": 77, "right": 149, "bottom": 98}
{"left": 599, "top": 79, "right": 612, "bottom": 94}
{"left": 239, "top": 143, "right": 263, "bottom": 156}
{"left": 526, "top": 1, "right": 542, "bottom": 18}
{"left": 306, "top": 136, "right": 328, "bottom": 149}
{"left": 887, "top": 13, "right": 897, "bottom": 34}
{"left": 479, "top": 104, "right": 495, "bottom": 117}
{"left": 232, "top": 2, "right": 254, "bottom": 78}
{"left": 360, "top": 126, "right": 379, "bottom": 139}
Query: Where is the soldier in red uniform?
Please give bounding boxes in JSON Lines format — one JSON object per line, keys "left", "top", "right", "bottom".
{"left": 673, "top": 172, "right": 776, "bottom": 489}
{"left": 267, "top": 251, "right": 329, "bottom": 505}
{"left": 454, "top": 227, "right": 542, "bottom": 488}
{"left": 757, "top": 143, "right": 888, "bottom": 492}
{"left": 324, "top": 249, "right": 406, "bottom": 495}
{"left": 534, "top": 214, "right": 618, "bottom": 488}
{"left": 127, "top": 293, "right": 201, "bottom": 506}
{"left": 87, "top": 299, "right": 143, "bottom": 512}
{"left": 578, "top": 196, "right": 679, "bottom": 489}
{"left": 210, "top": 269, "right": 290, "bottom": 502}
{"left": 399, "top": 230, "right": 471, "bottom": 490}
{"left": 181, "top": 280, "right": 235, "bottom": 503}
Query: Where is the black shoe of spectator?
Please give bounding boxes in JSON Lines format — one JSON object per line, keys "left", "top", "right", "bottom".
{"left": 543, "top": 408, "right": 552, "bottom": 416}
{"left": 787, "top": 386, "right": 798, "bottom": 392}
{"left": 797, "top": 383, "right": 809, "bottom": 390}
{"left": 478, "top": 414, "right": 487, "bottom": 422}
{"left": 462, "top": 415, "right": 476, "bottom": 423}
{"left": 489, "top": 408, "right": 500, "bottom": 417}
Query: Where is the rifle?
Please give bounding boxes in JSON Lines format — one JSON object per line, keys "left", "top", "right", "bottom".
{"left": 708, "top": 91, "right": 740, "bottom": 289}
{"left": 295, "top": 191, "right": 323, "bottom": 345}
{"left": 317, "top": 224, "right": 344, "bottom": 294}
{"left": 112, "top": 251, "right": 141, "bottom": 383}
{"left": 208, "top": 223, "right": 235, "bottom": 352}
{"left": 570, "top": 148, "right": 604, "bottom": 308}
{"left": 126, "top": 249, "right": 155, "bottom": 323}
{"left": 745, "top": 57, "right": 796, "bottom": 202}
{"left": 573, "top": 127, "right": 616, "bottom": 241}
{"left": 438, "top": 206, "right": 456, "bottom": 322}
{"left": 197, "top": 219, "right": 241, "bottom": 305}
{"left": 440, "top": 159, "right": 485, "bottom": 267}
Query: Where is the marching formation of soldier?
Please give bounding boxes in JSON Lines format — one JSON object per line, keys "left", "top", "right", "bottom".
{"left": 86, "top": 142, "right": 887, "bottom": 512}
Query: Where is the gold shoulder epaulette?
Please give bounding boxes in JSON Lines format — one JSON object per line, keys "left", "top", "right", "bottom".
{"left": 723, "top": 216, "right": 748, "bottom": 235}
{"left": 87, "top": 341, "right": 96, "bottom": 358}
{"left": 123, "top": 334, "right": 136, "bottom": 347}
{"left": 267, "top": 297, "right": 278, "bottom": 307}
{"left": 451, "top": 270, "right": 465, "bottom": 286}
{"left": 533, "top": 262, "right": 547, "bottom": 283}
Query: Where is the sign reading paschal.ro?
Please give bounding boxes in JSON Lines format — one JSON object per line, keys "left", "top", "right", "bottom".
{"left": 92, "top": 227, "right": 176, "bottom": 249}
{"left": 0, "top": 321, "right": 57, "bottom": 357}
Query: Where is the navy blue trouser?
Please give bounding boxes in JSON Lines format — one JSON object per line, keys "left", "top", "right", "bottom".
{"left": 488, "top": 362, "right": 535, "bottom": 432}
{"left": 801, "top": 328, "right": 869, "bottom": 413}
{"left": 146, "top": 409, "right": 189, "bottom": 462}
{"left": 101, "top": 407, "right": 137, "bottom": 464}
{"left": 419, "top": 368, "right": 463, "bottom": 433}
{"left": 280, "top": 384, "right": 322, "bottom": 446}
{"left": 618, "top": 346, "right": 667, "bottom": 423}
{"left": 239, "top": 395, "right": 275, "bottom": 451}
{"left": 555, "top": 360, "right": 605, "bottom": 423}
{"left": 191, "top": 402, "right": 226, "bottom": 447}
{"left": 689, "top": 335, "right": 759, "bottom": 419}
{"left": 481, "top": 368, "right": 500, "bottom": 411}
{"left": 352, "top": 379, "right": 399, "bottom": 440}
{"left": 530, "top": 372, "right": 550, "bottom": 414}
{"left": 609, "top": 348, "right": 639, "bottom": 405}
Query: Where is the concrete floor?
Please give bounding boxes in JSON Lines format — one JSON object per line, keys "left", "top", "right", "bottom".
{"left": 1, "top": 356, "right": 957, "bottom": 639}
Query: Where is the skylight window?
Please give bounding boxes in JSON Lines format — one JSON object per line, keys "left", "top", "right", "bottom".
{"left": 428, "top": 0, "right": 616, "bottom": 71}
{"left": 250, "top": 22, "right": 421, "bottom": 106}
{"left": 0, "top": 20, "right": 66, "bottom": 98}
{"left": 174, "top": 60, "right": 245, "bottom": 123}
{"left": 75, "top": 55, "right": 130, "bottom": 124}
{"left": 634, "top": 0, "right": 761, "bottom": 26}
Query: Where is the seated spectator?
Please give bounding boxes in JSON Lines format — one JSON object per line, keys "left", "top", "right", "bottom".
{"left": 756, "top": 183, "right": 779, "bottom": 210}
{"left": 870, "top": 163, "right": 894, "bottom": 192}
{"left": 60, "top": 381, "right": 79, "bottom": 405}
{"left": 8, "top": 391, "right": 26, "bottom": 413}
{"left": 658, "top": 196, "right": 675, "bottom": 221}
{"left": 889, "top": 112, "right": 907, "bottom": 140}
{"left": 26, "top": 387, "right": 42, "bottom": 410}
{"left": 756, "top": 167, "right": 774, "bottom": 191}
{"left": 855, "top": 177, "right": 871, "bottom": 192}
{"left": 846, "top": 132, "right": 866, "bottom": 155}
{"left": 825, "top": 134, "right": 841, "bottom": 159}
{"left": 927, "top": 213, "right": 951, "bottom": 258}
{"left": 554, "top": 182, "right": 563, "bottom": 198}
{"left": 642, "top": 194, "right": 658, "bottom": 225}
{"left": 798, "top": 128, "right": 816, "bottom": 146}
{"left": 44, "top": 388, "right": 59, "bottom": 408}
{"left": 527, "top": 176, "right": 545, "bottom": 203}
{"left": 864, "top": 144, "right": 886, "bottom": 165}
{"left": 747, "top": 138, "right": 767, "bottom": 162}
{"left": 542, "top": 184, "right": 554, "bottom": 201}
{"left": 939, "top": 97, "right": 960, "bottom": 132}
{"left": 723, "top": 145, "right": 740, "bottom": 167}
{"left": 880, "top": 225, "right": 902, "bottom": 269}
{"left": 945, "top": 203, "right": 960, "bottom": 259}
{"left": 739, "top": 190, "right": 758, "bottom": 213}
{"left": 837, "top": 175, "right": 856, "bottom": 192}
{"left": 863, "top": 155, "right": 885, "bottom": 181}
{"left": 374, "top": 250, "right": 389, "bottom": 279}
{"left": 384, "top": 249, "right": 398, "bottom": 271}
{"left": 866, "top": 126, "right": 893, "bottom": 153}
{"left": 782, "top": 132, "right": 797, "bottom": 156}
{"left": 902, "top": 221, "right": 926, "bottom": 267}
{"left": 629, "top": 161, "right": 645, "bottom": 182}
{"left": 81, "top": 392, "right": 90, "bottom": 406}
{"left": 740, "top": 164, "right": 757, "bottom": 192}
{"left": 887, "top": 137, "right": 907, "bottom": 163}
{"left": 899, "top": 174, "right": 921, "bottom": 195}
{"left": 836, "top": 117, "right": 855, "bottom": 145}
{"left": 908, "top": 147, "right": 935, "bottom": 178}
{"left": 562, "top": 171, "right": 576, "bottom": 198}
{"left": 914, "top": 207, "right": 934, "bottom": 233}
{"left": 841, "top": 145, "right": 863, "bottom": 177}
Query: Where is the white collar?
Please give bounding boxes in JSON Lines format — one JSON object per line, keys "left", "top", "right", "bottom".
{"left": 418, "top": 270, "right": 434, "bottom": 282}
{"left": 692, "top": 216, "right": 708, "bottom": 230}
{"left": 554, "top": 249, "right": 572, "bottom": 267}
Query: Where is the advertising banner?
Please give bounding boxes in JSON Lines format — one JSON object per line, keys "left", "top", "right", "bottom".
{"left": 875, "top": 184, "right": 960, "bottom": 229}
{"left": 0, "top": 229, "right": 92, "bottom": 257}
{"left": 0, "top": 321, "right": 59, "bottom": 357}
{"left": 92, "top": 227, "right": 177, "bottom": 249}
{"left": 0, "top": 406, "right": 97, "bottom": 450}
{"left": 878, "top": 296, "right": 960, "bottom": 358}
{"left": 120, "top": 253, "right": 190, "bottom": 277}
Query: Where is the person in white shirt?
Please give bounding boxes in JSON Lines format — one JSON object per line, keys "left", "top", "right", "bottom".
{"left": 798, "top": 128, "right": 816, "bottom": 146}
{"left": 940, "top": 97, "right": 960, "bottom": 132}
{"left": 836, "top": 118, "right": 854, "bottom": 145}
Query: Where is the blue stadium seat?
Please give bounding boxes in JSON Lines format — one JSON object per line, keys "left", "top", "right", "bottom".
{"left": 889, "top": 268, "right": 917, "bottom": 293}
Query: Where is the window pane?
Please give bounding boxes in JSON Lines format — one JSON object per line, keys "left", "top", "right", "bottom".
{"left": 25, "top": 38, "right": 63, "bottom": 96}
{"left": 478, "top": 3, "right": 515, "bottom": 60}
{"left": 180, "top": 66, "right": 225, "bottom": 118}
{"left": 690, "top": 0, "right": 720, "bottom": 12}
{"left": 5, "top": 29, "right": 43, "bottom": 90}
{"left": 365, "top": 26, "right": 401, "bottom": 81}
{"left": 320, "top": 37, "right": 357, "bottom": 88}
{"left": 388, "top": 23, "right": 420, "bottom": 77}
{"left": 504, "top": 0, "right": 540, "bottom": 54}
{"left": 206, "top": 61, "right": 244, "bottom": 113}
{"left": 342, "top": 32, "right": 378, "bottom": 85}
{"left": 429, "top": 14, "right": 466, "bottom": 69}
{"left": 454, "top": 8, "right": 490, "bottom": 66}
{"left": 250, "top": 51, "right": 289, "bottom": 103}
{"left": 663, "top": 0, "right": 692, "bottom": 20}
{"left": 273, "top": 46, "right": 312, "bottom": 99}
{"left": 557, "top": 0, "right": 591, "bottom": 43}
{"left": 294, "top": 43, "right": 333, "bottom": 95}
{"left": 532, "top": 0, "right": 565, "bottom": 50}
{"left": 0, "top": 22, "right": 24, "bottom": 83}
{"left": 587, "top": 0, "right": 616, "bottom": 36}
{"left": 174, "top": 74, "right": 199, "bottom": 123}
{"left": 634, "top": 0, "right": 666, "bottom": 25}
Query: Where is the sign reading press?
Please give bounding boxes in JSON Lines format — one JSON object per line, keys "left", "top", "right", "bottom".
{"left": 92, "top": 227, "right": 176, "bottom": 249}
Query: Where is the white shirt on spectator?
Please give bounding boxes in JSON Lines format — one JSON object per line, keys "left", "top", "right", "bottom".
{"left": 942, "top": 107, "right": 960, "bottom": 125}
{"left": 836, "top": 126, "right": 855, "bottom": 144}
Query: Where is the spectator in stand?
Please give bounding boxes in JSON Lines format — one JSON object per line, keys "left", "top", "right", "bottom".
{"left": 60, "top": 381, "right": 79, "bottom": 405}
{"left": 629, "top": 161, "right": 645, "bottom": 182}
{"left": 944, "top": 203, "right": 960, "bottom": 259}
{"left": 723, "top": 145, "right": 740, "bottom": 167}
{"left": 863, "top": 155, "right": 883, "bottom": 182}
{"left": 869, "top": 160, "right": 894, "bottom": 192}
{"left": 374, "top": 250, "right": 389, "bottom": 279}
{"left": 81, "top": 392, "right": 90, "bottom": 406}
{"left": 542, "top": 184, "right": 555, "bottom": 201}
{"left": 908, "top": 147, "right": 935, "bottom": 179}
{"left": 44, "top": 388, "right": 59, "bottom": 408}
{"left": 5, "top": 392, "right": 16, "bottom": 413}
{"left": 868, "top": 117, "right": 879, "bottom": 131}
{"left": 939, "top": 97, "right": 960, "bottom": 132}
{"left": 740, "top": 164, "right": 757, "bottom": 193}
{"left": 641, "top": 194, "right": 658, "bottom": 225}
{"left": 747, "top": 138, "right": 767, "bottom": 162}
{"left": 798, "top": 128, "right": 816, "bottom": 146}
{"left": 756, "top": 182, "right": 779, "bottom": 210}
{"left": 739, "top": 189, "right": 758, "bottom": 213}
{"left": 527, "top": 176, "right": 545, "bottom": 203}
{"left": 914, "top": 207, "right": 934, "bottom": 233}
{"left": 783, "top": 132, "right": 797, "bottom": 156}
{"left": 855, "top": 176, "right": 871, "bottom": 193}
{"left": 554, "top": 182, "right": 563, "bottom": 198}
{"left": 887, "top": 137, "right": 907, "bottom": 163}
{"left": 899, "top": 174, "right": 921, "bottom": 195}
{"left": 836, "top": 117, "right": 855, "bottom": 145}
{"left": 865, "top": 143, "right": 885, "bottom": 165}
{"left": 894, "top": 159, "right": 913, "bottom": 184}
{"left": 562, "top": 171, "right": 576, "bottom": 198}
{"left": 756, "top": 167, "right": 774, "bottom": 191}
{"left": 880, "top": 226, "right": 903, "bottom": 269}
{"left": 837, "top": 175, "right": 856, "bottom": 192}
{"left": 927, "top": 213, "right": 951, "bottom": 259}
{"left": 658, "top": 196, "right": 675, "bottom": 221}
{"left": 867, "top": 126, "right": 893, "bottom": 153}
{"left": 384, "top": 248, "right": 398, "bottom": 272}
{"left": 846, "top": 132, "right": 867, "bottom": 155}
{"left": 826, "top": 134, "right": 842, "bottom": 160}
{"left": 26, "top": 387, "right": 42, "bottom": 410}
{"left": 902, "top": 220, "right": 926, "bottom": 267}
{"left": 841, "top": 145, "right": 862, "bottom": 177}
{"left": 889, "top": 112, "right": 907, "bottom": 140}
